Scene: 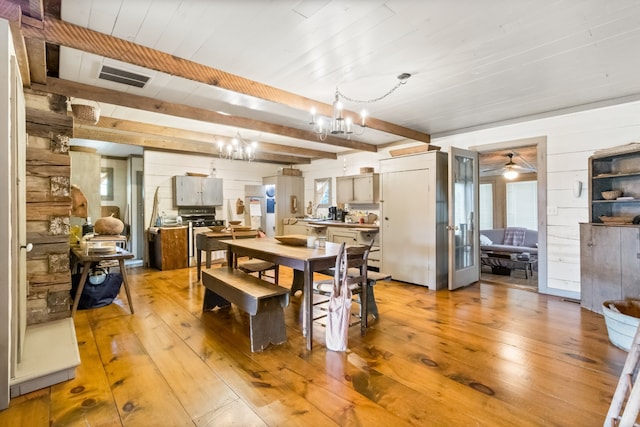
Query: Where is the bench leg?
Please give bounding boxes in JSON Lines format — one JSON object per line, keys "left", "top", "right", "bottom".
{"left": 202, "top": 288, "right": 231, "bottom": 311}
{"left": 249, "top": 298, "right": 287, "bottom": 352}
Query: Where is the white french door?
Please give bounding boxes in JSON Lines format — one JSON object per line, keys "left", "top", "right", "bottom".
{"left": 448, "top": 147, "right": 480, "bottom": 290}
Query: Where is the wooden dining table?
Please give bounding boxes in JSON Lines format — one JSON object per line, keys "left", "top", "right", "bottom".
{"left": 219, "top": 238, "right": 343, "bottom": 351}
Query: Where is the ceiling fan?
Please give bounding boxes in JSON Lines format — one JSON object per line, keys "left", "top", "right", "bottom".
{"left": 480, "top": 152, "right": 537, "bottom": 179}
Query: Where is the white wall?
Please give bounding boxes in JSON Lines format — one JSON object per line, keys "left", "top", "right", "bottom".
{"left": 297, "top": 101, "right": 640, "bottom": 297}
{"left": 100, "top": 157, "right": 128, "bottom": 217}
{"left": 143, "top": 151, "right": 284, "bottom": 226}
{"left": 0, "top": 18, "right": 13, "bottom": 410}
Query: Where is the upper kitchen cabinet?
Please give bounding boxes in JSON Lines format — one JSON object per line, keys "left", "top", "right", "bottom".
{"left": 174, "top": 176, "right": 223, "bottom": 206}
{"left": 336, "top": 173, "right": 380, "bottom": 204}
{"left": 589, "top": 145, "right": 640, "bottom": 223}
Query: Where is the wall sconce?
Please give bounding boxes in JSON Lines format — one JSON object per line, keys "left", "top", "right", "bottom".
{"left": 573, "top": 180, "right": 583, "bottom": 198}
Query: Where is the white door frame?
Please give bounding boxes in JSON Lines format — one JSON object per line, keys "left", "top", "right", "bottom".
{"left": 470, "top": 136, "right": 548, "bottom": 294}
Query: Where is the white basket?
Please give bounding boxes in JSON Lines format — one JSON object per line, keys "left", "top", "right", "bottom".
{"left": 602, "top": 300, "right": 640, "bottom": 351}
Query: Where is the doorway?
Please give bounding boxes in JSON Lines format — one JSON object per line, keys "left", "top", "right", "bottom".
{"left": 473, "top": 137, "right": 547, "bottom": 292}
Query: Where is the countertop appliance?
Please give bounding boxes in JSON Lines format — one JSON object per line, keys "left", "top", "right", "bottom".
{"left": 178, "top": 207, "right": 225, "bottom": 266}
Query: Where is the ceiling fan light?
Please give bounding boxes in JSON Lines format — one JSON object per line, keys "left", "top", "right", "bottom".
{"left": 503, "top": 168, "right": 519, "bottom": 180}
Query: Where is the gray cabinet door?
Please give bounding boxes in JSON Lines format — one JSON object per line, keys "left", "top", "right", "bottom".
{"left": 202, "top": 177, "right": 223, "bottom": 206}
{"left": 621, "top": 228, "right": 640, "bottom": 299}
{"left": 580, "top": 224, "right": 622, "bottom": 313}
{"left": 175, "top": 176, "right": 223, "bottom": 206}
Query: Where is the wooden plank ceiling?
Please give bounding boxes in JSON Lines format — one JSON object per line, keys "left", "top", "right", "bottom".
{"left": 3, "top": 1, "right": 640, "bottom": 164}
{"left": 2, "top": 0, "right": 432, "bottom": 164}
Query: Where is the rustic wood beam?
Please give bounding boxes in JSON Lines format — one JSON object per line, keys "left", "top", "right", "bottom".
{"left": 0, "top": 0, "right": 31, "bottom": 86}
{"left": 389, "top": 144, "right": 441, "bottom": 157}
{"left": 16, "top": 13, "right": 429, "bottom": 143}
{"left": 91, "top": 116, "right": 337, "bottom": 160}
{"left": 72, "top": 126, "right": 311, "bottom": 165}
{"left": 34, "top": 77, "right": 377, "bottom": 152}
{"left": 21, "top": 14, "right": 46, "bottom": 84}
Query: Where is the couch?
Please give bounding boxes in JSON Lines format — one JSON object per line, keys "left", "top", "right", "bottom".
{"left": 480, "top": 228, "right": 538, "bottom": 255}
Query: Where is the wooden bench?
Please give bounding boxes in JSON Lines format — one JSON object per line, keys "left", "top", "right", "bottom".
{"left": 202, "top": 268, "right": 290, "bottom": 352}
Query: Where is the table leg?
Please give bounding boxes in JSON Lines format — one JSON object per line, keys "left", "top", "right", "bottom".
{"left": 118, "top": 259, "right": 135, "bottom": 314}
{"left": 197, "top": 249, "right": 202, "bottom": 281}
{"left": 303, "top": 261, "right": 313, "bottom": 351}
{"left": 226, "top": 247, "right": 234, "bottom": 270}
{"left": 71, "top": 261, "right": 92, "bottom": 317}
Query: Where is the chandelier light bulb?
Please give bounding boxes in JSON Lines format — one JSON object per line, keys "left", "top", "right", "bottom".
{"left": 360, "top": 109, "right": 367, "bottom": 127}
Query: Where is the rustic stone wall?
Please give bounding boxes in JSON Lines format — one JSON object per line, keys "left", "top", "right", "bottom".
{"left": 24, "top": 90, "right": 73, "bottom": 324}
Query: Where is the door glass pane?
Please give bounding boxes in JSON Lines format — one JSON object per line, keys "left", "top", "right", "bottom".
{"left": 506, "top": 181, "right": 537, "bottom": 230}
{"left": 479, "top": 183, "right": 493, "bottom": 230}
{"left": 454, "top": 155, "right": 476, "bottom": 270}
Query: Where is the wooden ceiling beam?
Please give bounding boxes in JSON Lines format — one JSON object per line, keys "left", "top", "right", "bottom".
{"left": 17, "top": 13, "right": 429, "bottom": 143}
{"left": 72, "top": 126, "right": 311, "bottom": 165}
{"left": 0, "top": 0, "right": 31, "bottom": 86}
{"left": 92, "top": 116, "right": 337, "bottom": 160}
{"left": 33, "top": 77, "right": 377, "bottom": 152}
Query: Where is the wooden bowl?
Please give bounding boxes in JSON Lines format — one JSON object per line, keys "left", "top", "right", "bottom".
{"left": 228, "top": 220, "right": 242, "bottom": 226}
{"left": 208, "top": 225, "right": 225, "bottom": 232}
{"left": 599, "top": 215, "right": 634, "bottom": 224}
{"left": 602, "top": 190, "right": 623, "bottom": 200}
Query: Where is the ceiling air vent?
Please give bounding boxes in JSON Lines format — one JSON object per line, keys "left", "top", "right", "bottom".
{"left": 98, "top": 65, "right": 150, "bottom": 88}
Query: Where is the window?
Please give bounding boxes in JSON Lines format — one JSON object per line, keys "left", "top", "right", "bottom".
{"left": 506, "top": 180, "right": 537, "bottom": 229}
{"left": 100, "top": 167, "right": 114, "bottom": 201}
{"left": 479, "top": 183, "right": 494, "bottom": 230}
{"left": 314, "top": 178, "right": 331, "bottom": 208}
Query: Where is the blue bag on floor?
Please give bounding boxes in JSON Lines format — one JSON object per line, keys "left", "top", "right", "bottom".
{"left": 71, "top": 268, "right": 123, "bottom": 309}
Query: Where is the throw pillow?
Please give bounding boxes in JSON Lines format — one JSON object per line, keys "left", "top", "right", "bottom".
{"left": 480, "top": 234, "right": 492, "bottom": 245}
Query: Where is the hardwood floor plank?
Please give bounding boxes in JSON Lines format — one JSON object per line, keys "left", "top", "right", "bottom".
{"left": 49, "top": 310, "right": 122, "bottom": 426}
{"left": 0, "top": 388, "right": 49, "bottom": 426}
{"left": 1, "top": 265, "right": 629, "bottom": 426}
{"left": 134, "top": 278, "right": 339, "bottom": 426}
{"left": 88, "top": 313, "right": 195, "bottom": 425}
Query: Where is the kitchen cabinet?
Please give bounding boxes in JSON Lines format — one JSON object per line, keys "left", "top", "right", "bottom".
{"left": 380, "top": 151, "right": 448, "bottom": 288}
{"left": 589, "top": 146, "right": 640, "bottom": 223}
{"left": 151, "top": 226, "right": 188, "bottom": 270}
{"left": 283, "top": 223, "right": 310, "bottom": 235}
{"left": 580, "top": 223, "right": 640, "bottom": 314}
{"left": 174, "top": 176, "right": 223, "bottom": 206}
{"left": 327, "top": 226, "right": 380, "bottom": 269}
{"left": 336, "top": 173, "right": 379, "bottom": 204}
{"left": 263, "top": 174, "right": 304, "bottom": 236}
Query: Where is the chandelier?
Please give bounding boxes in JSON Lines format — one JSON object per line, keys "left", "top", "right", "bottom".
{"left": 217, "top": 132, "right": 257, "bottom": 161}
{"left": 309, "top": 73, "right": 411, "bottom": 141}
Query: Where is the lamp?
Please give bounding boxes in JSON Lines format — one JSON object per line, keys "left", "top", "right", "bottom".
{"left": 503, "top": 166, "right": 519, "bottom": 180}
{"left": 217, "top": 132, "right": 257, "bottom": 161}
{"left": 310, "top": 73, "right": 411, "bottom": 140}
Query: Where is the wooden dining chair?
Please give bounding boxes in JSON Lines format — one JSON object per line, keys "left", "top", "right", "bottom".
{"left": 231, "top": 228, "right": 280, "bottom": 284}
{"left": 313, "top": 240, "right": 372, "bottom": 336}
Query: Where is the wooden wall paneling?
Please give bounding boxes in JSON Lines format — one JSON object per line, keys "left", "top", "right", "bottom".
{"left": 24, "top": 91, "right": 73, "bottom": 324}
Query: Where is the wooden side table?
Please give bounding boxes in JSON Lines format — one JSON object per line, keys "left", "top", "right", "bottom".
{"left": 70, "top": 246, "right": 135, "bottom": 317}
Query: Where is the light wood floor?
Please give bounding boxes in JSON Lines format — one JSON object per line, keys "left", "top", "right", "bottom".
{"left": 0, "top": 265, "right": 627, "bottom": 426}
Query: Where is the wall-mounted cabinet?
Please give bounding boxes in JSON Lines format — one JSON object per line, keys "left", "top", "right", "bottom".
{"left": 174, "top": 176, "right": 223, "bottom": 206}
{"left": 589, "top": 146, "right": 640, "bottom": 223}
{"left": 336, "top": 173, "right": 379, "bottom": 205}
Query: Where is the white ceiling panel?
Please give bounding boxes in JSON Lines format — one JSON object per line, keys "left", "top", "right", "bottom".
{"left": 51, "top": 0, "right": 640, "bottom": 157}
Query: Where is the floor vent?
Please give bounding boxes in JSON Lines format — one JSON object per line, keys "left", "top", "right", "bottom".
{"left": 98, "top": 65, "right": 150, "bottom": 88}
{"left": 561, "top": 298, "right": 581, "bottom": 304}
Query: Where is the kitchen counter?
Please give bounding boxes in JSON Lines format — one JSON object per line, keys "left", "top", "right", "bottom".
{"left": 308, "top": 220, "right": 378, "bottom": 230}
{"left": 148, "top": 225, "right": 188, "bottom": 234}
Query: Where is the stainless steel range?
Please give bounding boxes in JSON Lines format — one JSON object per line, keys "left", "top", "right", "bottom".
{"left": 178, "top": 207, "right": 225, "bottom": 266}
